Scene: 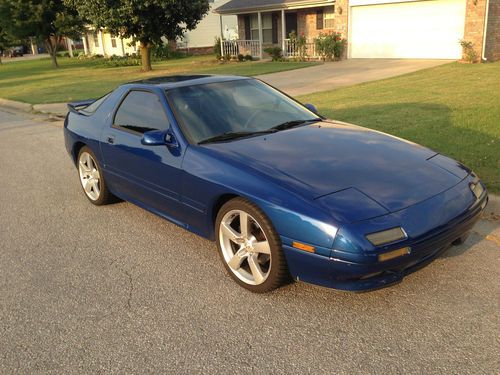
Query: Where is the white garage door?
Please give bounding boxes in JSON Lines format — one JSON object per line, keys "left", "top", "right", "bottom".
{"left": 350, "top": 0, "right": 466, "bottom": 59}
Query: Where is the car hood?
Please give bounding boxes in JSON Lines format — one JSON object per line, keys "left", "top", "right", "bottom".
{"left": 202, "top": 121, "right": 468, "bottom": 215}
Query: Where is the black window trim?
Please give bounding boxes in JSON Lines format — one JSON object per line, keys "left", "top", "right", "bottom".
{"left": 316, "top": 9, "right": 324, "bottom": 30}
{"left": 111, "top": 88, "right": 171, "bottom": 137}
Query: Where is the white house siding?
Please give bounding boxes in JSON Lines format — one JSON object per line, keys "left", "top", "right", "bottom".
{"left": 179, "top": 0, "right": 238, "bottom": 49}
{"left": 86, "top": 30, "right": 138, "bottom": 56}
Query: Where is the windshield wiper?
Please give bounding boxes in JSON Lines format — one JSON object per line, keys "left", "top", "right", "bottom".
{"left": 270, "top": 118, "right": 322, "bottom": 131}
{"left": 198, "top": 130, "right": 276, "bottom": 145}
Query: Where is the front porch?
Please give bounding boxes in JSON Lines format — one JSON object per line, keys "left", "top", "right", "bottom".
{"left": 221, "top": 38, "right": 319, "bottom": 59}
{"left": 216, "top": 1, "right": 343, "bottom": 60}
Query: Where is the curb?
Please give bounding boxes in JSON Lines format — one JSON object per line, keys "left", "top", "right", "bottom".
{"left": 32, "top": 103, "right": 67, "bottom": 118}
{"left": 0, "top": 98, "right": 67, "bottom": 119}
{"left": 0, "top": 98, "right": 33, "bottom": 113}
{"left": 485, "top": 194, "right": 500, "bottom": 218}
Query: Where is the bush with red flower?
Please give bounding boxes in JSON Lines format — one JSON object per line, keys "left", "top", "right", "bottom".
{"left": 314, "top": 32, "right": 346, "bottom": 61}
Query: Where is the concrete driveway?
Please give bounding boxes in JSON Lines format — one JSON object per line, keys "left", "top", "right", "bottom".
{"left": 0, "top": 108, "right": 499, "bottom": 373}
{"left": 257, "top": 59, "right": 451, "bottom": 96}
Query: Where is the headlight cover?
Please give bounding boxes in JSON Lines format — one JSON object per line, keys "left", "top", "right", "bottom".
{"left": 366, "top": 227, "right": 407, "bottom": 246}
{"left": 470, "top": 182, "right": 484, "bottom": 200}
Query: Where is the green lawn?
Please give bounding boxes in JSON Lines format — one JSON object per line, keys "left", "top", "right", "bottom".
{"left": 298, "top": 62, "right": 500, "bottom": 193}
{"left": 0, "top": 54, "right": 317, "bottom": 104}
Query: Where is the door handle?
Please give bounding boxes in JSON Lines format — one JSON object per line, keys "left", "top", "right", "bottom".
{"left": 107, "top": 136, "right": 115, "bottom": 144}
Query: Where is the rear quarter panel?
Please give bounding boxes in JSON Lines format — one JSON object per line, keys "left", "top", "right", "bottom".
{"left": 64, "top": 88, "right": 125, "bottom": 165}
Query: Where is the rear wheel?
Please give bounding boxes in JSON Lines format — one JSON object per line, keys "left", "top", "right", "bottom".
{"left": 77, "top": 146, "right": 113, "bottom": 205}
{"left": 215, "top": 198, "right": 289, "bottom": 293}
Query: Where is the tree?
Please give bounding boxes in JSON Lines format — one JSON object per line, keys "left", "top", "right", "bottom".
{"left": 0, "top": 25, "right": 14, "bottom": 64}
{"left": 71, "top": 0, "right": 210, "bottom": 72}
{"left": 0, "top": 0, "right": 84, "bottom": 68}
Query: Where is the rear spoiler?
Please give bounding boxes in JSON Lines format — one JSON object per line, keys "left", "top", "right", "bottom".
{"left": 67, "top": 99, "right": 96, "bottom": 115}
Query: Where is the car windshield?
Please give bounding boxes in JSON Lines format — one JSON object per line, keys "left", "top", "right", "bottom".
{"left": 165, "top": 79, "right": 320, "bottom": 144}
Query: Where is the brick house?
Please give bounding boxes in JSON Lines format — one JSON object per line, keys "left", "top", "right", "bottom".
{"left": 215, "top": 0, "right": 499, "bottom": 61}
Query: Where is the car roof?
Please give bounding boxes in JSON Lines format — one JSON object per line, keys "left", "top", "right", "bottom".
{"left": 125, "top": 74, "right": 251, "bottom": 90}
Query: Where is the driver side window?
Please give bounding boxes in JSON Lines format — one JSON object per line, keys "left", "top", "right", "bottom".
{"left": 114, "top": 90, "right": 169, "bottom": 134}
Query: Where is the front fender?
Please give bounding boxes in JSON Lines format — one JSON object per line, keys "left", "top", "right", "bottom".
{"left": 182, "top": 146, "right": 339, "bottom": 249}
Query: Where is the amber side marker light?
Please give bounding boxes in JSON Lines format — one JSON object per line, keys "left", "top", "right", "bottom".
{"left": 292, "top": 241, "right": 315, "bottom": 253}
{"left": 378, "top": 247, "right": 411, "bottom": 262}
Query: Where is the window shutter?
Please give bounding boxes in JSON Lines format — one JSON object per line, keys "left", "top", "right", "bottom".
{"left": 272, "top": 13, "right": 278, "bottom": 44}
{"left": 244, "top": 15, "right": 251, "bottom": 40}
{"left": 316, "top": 10, "right": 324, "bottom": 30}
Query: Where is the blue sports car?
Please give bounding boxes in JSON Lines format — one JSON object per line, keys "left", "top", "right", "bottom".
{"left": 64, "top": 75, "right": 488, "bottom": 293}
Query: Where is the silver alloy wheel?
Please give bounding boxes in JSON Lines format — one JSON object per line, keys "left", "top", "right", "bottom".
{"left": 219, "top": 209, "right": 272, "bottom": 285}
{"left": 78, "top": 152, "right": 101, "bottom": 201}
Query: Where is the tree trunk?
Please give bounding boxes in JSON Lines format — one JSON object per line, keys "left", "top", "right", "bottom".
{"left": 140, "top": 41, "right": 152, "bottom": 72}
{"left": 45, "top": 38, "right": 59, "bottom": 68}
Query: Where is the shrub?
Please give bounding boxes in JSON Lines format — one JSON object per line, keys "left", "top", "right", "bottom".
{"left": 289, "top": 31, "right": 308, "bottom": 61}
{"left": 237, "top": 54, "right": 245, "bottom": 62}
{"left": 314, "top": 32, "right": 346, "bottom": 61}
{"left": 460, "top": 40, "right": 478, "bottom": 63}
{"left": 86, "top": 55, "right": 141, "bottom": 68}
{"left": 264, "top": 47, "right": 282, "bottom": 61}
{"left": 214, "top": 36, "right": 222, "bottom": 57}
{"left": 244, "top": 54, "right": 252, "bottom": 61}
{"left": 151, "top": 44, "right": 187, "bottom": 60}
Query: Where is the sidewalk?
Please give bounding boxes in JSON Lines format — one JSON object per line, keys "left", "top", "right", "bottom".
{"left": 0, "top": 98, "right": 67, "bottom": 117}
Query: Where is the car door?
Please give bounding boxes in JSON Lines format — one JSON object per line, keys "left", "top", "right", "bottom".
{"left": 100, "top": 89, "right": 186, "bottom": 221}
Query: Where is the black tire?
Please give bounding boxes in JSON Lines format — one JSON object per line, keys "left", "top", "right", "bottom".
{"left": 215, "top": 197, "right": 290, "bottom": 293}
{"left": 77, "top": 146, "right": 114, "bottom": 206}
{"left": 452, "top": 232, "right": 470, "bottom": 246}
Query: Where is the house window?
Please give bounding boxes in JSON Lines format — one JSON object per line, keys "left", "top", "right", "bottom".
{"left": 110, "top": 34, "right": 117, "bottom": 48}
{"left": 250, "top": 13, "right": 272, "bottom": 43}
{"left": 324, "top": 7, "right": 335, "bottom": 29}
{"left": 93, "top": 33, "right": 99, "bottom": 47}
{"left": 316, "top": 10, "right": 324, "bottom": 30}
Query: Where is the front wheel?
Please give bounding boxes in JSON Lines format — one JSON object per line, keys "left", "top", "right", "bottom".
{"left": 215, "top": 198, "right": 289, "bottom": 293}
{"left": 77, "top": 146, "right": 114, "bottom": 205}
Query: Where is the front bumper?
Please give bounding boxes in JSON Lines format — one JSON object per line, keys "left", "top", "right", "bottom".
{"left": 282, "top": 179, "right": 487, "bottom": 292}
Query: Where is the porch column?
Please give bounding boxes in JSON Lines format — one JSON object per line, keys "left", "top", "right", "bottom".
{"left": 281, "top": 9, "right": 286, "bottom": 54}
{"left": 219, "top": 14, "right": 224, "bottom": 58}
{"left": 99, "top": 30, "right": 106, "bottom": 56}
{"left": 82, "top": 34, "right": 88, "bottom": 55}
{"left": 120, "top": 37, "right": 126, "bottom": 56}
{"left": 258, "top": 11, "right": 263, "bottom": 59}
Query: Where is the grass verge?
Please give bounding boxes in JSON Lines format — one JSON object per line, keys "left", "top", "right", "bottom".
{"left": 298, "top": 62, "right": 500, "bottom": 193}
{"left": 0, "top": 54, "right": 317, "bottom": 104}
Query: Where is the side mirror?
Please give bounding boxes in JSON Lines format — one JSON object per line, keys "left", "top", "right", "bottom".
{"left": 164, "top": 132, "right": 179, "bottom": 148}
{"left": 141, "top": 129, "right": 179, "bottom": 148}
{"left": 304, "top": 103, "right": 318, "bottom": 114}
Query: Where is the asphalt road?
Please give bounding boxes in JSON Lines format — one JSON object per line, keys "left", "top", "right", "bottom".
{"left": 0, "top": 109, "right": 499, "bottom": 374}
